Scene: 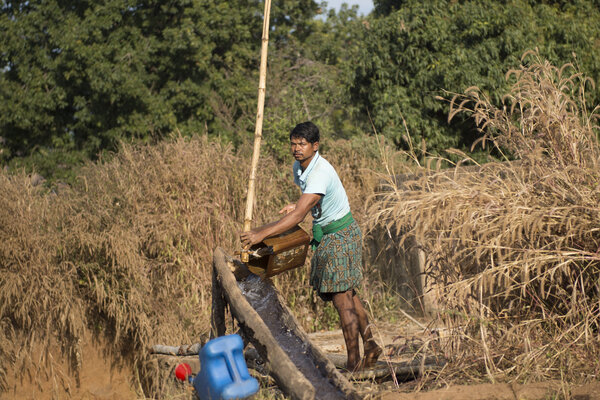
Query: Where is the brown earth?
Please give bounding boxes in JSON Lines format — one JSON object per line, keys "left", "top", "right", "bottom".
{"left": 2, "top": 332, "right": 138, "bottom": 400}
{"left": 309, "top": 321, "right": 600, "bottom": 400}
{"left": 4, "top": 320, "right": 599, "bottom": 399}
{"left": 378, "top": 381, "right": 600, "bottom": 400}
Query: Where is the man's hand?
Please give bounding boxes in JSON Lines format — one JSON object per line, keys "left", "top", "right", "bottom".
{"left": 279, "top": 203, "right": 296, "bottom": 215}
{"left": 239, "top": 193, "right": 320, "bottom": 248}
{"left": 240, "top": 229, "right": 266, "bottom": 247}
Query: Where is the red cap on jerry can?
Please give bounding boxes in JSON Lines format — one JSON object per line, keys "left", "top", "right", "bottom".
{"left": 175, "top": 363, "right": 192, "bottom": 382}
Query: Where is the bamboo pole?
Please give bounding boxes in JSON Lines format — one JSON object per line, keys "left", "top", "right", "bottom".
{"left": 242, "top": 0, "right": 272, "bottom": 262}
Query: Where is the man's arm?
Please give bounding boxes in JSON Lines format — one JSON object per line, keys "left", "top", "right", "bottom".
{"left": 240, "top": 193, "right": 321, "bottom": 247}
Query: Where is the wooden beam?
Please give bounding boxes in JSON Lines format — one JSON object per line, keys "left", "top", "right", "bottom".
{"left": 212, "top": 247, "right": 316, "bottom": 400}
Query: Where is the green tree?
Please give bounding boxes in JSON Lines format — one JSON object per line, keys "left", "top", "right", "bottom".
{"left": 373, "top": 0, "right": 407, "bottom": 16}
{"left": 0, "top": 0, "right": 319, "bottom": 177}
{"left": 260, "top": 3, "right": 371, "bottom": 160}
{"left": 351, "top": 0, "right": 600, "bottom": 158}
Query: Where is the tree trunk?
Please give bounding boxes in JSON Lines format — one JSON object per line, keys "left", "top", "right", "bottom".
{"left": 212, "top": 247, "right": 361, "bottom": 400}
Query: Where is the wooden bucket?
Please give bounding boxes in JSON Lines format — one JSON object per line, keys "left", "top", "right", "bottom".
{"left": 247, "top": 225, "right": 310, "bottom": 277}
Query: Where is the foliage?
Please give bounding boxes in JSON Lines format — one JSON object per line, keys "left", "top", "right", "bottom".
{"left": 369, "top": 53, "right": 600, "bottom": 383}
{"left": 3, "top": 0, "right": 600, "bottom": 179}
{"left": 0, "top": 0, "right": 319, "bottom": 168}
{"left": 372, "top": 0, "right": 407, "bottom": 16}
{"left": 262, "top": 45, "right": 355, "bottom": 160}
{"left": 352, "top": 0, "right": 600, "bottom": 157}
{"left": 254, "top": 4, "right": 369, "bottom": 161}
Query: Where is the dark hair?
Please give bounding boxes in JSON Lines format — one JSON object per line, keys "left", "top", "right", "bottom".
{"left": 290, "top": 121, "right": 320, "bottom": 143}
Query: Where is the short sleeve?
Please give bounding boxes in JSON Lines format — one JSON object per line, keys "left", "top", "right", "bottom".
{"left": 303, "top": 167, "right": 328, "bottom": 195}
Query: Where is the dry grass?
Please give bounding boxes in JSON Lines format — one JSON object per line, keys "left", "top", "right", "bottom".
{"left": 0, "top": 135, "right": 299, "bottom": 396}
{"left": 0, "top": 132, "right": 396, "bottom": 397}
{"left": 0, "top": 172, "right": 85, "bottom": 391}
{"left": 369, "top": 51, "right": 600, "bottom": 385}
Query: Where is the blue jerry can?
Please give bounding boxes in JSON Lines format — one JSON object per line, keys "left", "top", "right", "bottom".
{"left": 193, "top": 334, "right": 259, "bottom": 400}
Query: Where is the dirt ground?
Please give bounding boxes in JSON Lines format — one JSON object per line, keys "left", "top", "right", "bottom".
{"left": 308, "top": 321, "right": 600, "bottom": 400}
{"left": 2, "top": 334, "right": 138, "bottom": 400}
{"left": 378, "top": 381, "right": 600, "bottom": 400}
{"left": 4, "top": 321, "right": 599, "bottom": 399}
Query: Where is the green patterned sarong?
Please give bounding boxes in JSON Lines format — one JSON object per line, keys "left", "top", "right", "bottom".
{"left": 310, "top": 220, "right": 363, "bottom": 297}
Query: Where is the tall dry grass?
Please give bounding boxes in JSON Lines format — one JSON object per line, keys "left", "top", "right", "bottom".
{"left": 0, "top": 135, "right": 299, "bottom": 396}
{"left": 0, "top": 132, "right": 395, "bottom": 397}
{"left": 0, "top": 172, "right": 85, "bottom": 392}
{"left": 370, "top": 51, "right": 600, "bottom": 384}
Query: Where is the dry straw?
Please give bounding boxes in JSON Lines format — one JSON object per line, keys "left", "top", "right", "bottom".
{"left": 0, "top": 132, "right": 393, "bottom": 397}
{"left": 369, "top": 50, "right": 600, "bottom": 384}
{"left": 0, "top": 136, "right": 299, "bottom": 396}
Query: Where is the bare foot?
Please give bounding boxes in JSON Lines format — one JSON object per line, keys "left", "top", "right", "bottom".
{"left": 362, "top": 343, "right": 382, "bottom": 369}
{"left": 345, "top": 360, "right": 360, "bottom": 372}
{"left": 345, "top": 344, "right": 382, "bottom": 372}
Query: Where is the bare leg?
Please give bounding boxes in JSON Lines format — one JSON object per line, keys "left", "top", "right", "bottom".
{"left": 332, "top": 290, "right": 360, "bottom": 371}
{"left": 352, "top": 293, "right": 382, "bottom": 368}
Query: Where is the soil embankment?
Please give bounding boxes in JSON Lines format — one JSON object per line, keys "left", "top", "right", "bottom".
{"left": 3, "top": 334, "right": 138, "bottom": 400}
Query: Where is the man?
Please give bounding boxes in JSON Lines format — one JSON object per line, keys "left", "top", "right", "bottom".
{"left": 240, "top": 121, "right": 382, "bottom": 371}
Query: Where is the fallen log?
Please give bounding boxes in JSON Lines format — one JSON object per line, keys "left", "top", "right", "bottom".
{"left": 150, "top": 343, "right": 444, "bottom": 382}
{"left": 243, "top": 347, "right": 444, "bottom": 381}
{"left": 324, "top": 353, "right": 445, "bottom": 381}
{"left": 149, "top": 343, "right": 203, "bottom": 356}
{"left": 212, "top": 247, "right": 360, "bottom": 400}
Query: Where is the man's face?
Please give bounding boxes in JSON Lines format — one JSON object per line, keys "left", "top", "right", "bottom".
{"left": 290, "top": 136, "right": 319, "bottom": 165}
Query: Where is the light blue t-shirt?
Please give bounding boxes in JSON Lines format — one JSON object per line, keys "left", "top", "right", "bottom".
{"left": 293, "top": 151, "right": 351, "bottom": 226}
